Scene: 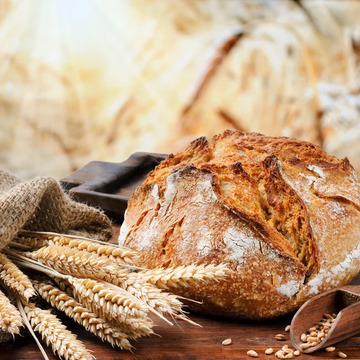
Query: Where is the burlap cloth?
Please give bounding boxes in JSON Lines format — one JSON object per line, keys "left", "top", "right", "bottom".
{"left": 0, "top": 169, "right": 113, "bottom": 342}
{"left": 0, "top": 169, "right": 113, "bottom": 251}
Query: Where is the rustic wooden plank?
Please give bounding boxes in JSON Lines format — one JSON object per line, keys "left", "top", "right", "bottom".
{"left": 2, "top": 309, "right": 360, "bottom": 360}
{"left": 60, "top": 153, "right": 167, "bottom": 221}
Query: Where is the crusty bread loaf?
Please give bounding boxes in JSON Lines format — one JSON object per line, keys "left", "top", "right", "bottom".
{"left": 119, "top": 130, "right": 360, "bottom": 320}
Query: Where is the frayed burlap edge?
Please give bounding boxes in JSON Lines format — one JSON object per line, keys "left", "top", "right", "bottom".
{"left": 0, "top": 169, "right": 112, "bottom": 250}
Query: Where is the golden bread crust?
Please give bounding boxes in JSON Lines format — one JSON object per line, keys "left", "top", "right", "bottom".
{"left": 119, "top": 130, "right": 360, "bottom": 319}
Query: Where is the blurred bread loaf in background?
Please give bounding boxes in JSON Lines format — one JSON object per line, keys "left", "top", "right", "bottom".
{"left": 0, "top": 0, "right": 359, "bottom": 179}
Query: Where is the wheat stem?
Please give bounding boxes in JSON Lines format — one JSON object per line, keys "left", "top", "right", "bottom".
{"left": 4, "top": 249, "right": 67, "bottom": 279}
{"left": 17, "top": 299, "right": 50, "bottom": 360}
{"left": 8, "top": 241, "right": 33, "bottom": 251}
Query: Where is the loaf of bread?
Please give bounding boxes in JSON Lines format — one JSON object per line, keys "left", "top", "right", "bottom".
{"left": 119, "top": 130, "right": 360, "bottom": 320}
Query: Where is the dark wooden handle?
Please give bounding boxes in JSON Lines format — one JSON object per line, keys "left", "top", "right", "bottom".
{"left": 59, "top": 152, "right": 168, "bottom": 221}
{"left": 340, "top": 285, "right": 360, "bottom": 297}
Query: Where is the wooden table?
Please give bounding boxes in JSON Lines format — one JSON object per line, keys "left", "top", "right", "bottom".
{"left": 2, "top": 226, "right": 360, "bottom": 360}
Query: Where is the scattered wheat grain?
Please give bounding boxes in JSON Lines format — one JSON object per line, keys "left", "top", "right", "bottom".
{"left": 222, "top": 338, "right": 232, "bottom": 346}
{"left": 247, "top": 350, "right": 258, "bottom": 357}
{"left": 325, "top": 346, "right": 336, "bottom": 352}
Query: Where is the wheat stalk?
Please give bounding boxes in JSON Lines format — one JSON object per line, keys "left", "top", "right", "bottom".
{"left": 130, "top": 263, "right": 231, "bottom": 290}
{"left": 33, "top": 280, "right": 133, "bottom": 350}
{"left": 17, "top": 299, "right": 50, "bottom": 360}
{"left": 6, "top": 252, "right": 154, "bottom": 340}
{"left": 23, "top": 301, "right": 94, "bottom": 360}
{"left": 0, "top": 253, "right": 36, "bottom": 301}
{"left": 27, "top": 245, "right": 220, "bottom": 317}
{"left": 0, "top": 289, "right": 23, "bottom": 335}
{"left": 4, "top": 233, "right": 223, "bottom": 355}
{"left": 25, "top": 244, "right": 171, "bottom": 314}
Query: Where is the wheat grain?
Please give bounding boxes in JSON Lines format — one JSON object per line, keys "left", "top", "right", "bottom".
{"left": 0, "top": 289, "right": 23, "bottom": 335}
{"left": 33, "top": 280, "right": 133, "bottom": 349}
{"left": 130, "top": 263, "right": 230, "bottom": 290}
{"left": 0, "top": 253, "right": 36, "bottom": 301}
{"left": 247, "top": 350, "right": 258, "bottom": 357}
{"left": 23, "top": 302, "right": 94, "bottom": 360}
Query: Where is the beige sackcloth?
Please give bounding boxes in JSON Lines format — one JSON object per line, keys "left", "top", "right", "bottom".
{"left": 0, "top": 170, "right": 113, "bottom": 249}
{"left": 0, "top": 169, "right": 113, "bottom": 341}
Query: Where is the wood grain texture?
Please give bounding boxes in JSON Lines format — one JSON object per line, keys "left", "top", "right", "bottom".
{"left": 291, "top": 285, "right": 360, "bottom": 353}
{"left": 3, "top": 225, "right": 360, "bottom": 360}
{"left": 60, "top": 153, "right": 167, "bottom": 221}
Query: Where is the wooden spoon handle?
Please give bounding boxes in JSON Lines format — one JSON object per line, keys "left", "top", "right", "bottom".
{"left": 339, "top": 285, "right": 360, "bottom": 307}
{"left": 340, "top": 285, "right": 360, "bottom": 295}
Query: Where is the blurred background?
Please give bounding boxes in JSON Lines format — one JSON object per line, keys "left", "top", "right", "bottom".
{"left": 0, "top": 0, "right": 359, "bottom": 180}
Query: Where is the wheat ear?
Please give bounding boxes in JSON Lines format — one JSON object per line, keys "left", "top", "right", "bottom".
{"left": 24, "top": 245, "right": 129, "bottom": 284}
{"left": 33, "top": 280, "right": 133, "bottom": 350}
{"left": 13, "top": 235, "right": 49, "bottom": 249}
{"left": 54, "top": 277, "right": 153, "bottom": 339}
{"left": 123, "top": 278, "right": 183, "bottom": 316}
{"left": 49, "top": 235, "right": 139, "bottom": 266}
{"left": 132, "top": 264, "right": 231, "bottom": 290}
{"left": 0, "top": 253, "right": 36, "bottom": 301}
{"left": 19, "top": 231, "right": 139, "bottom": 265}
{"left": 5, "top": 250, "right": 154, "bottom": 338}
{"left": 0, "top": 289, "right": 23, "bottom": 335}
{"left": 66, "top": 276, "right": 148, "bottom": 320}
{"left": 23, "top": 301, "right": 94, "bottom": 360}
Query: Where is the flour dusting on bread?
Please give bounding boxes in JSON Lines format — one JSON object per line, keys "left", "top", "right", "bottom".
{"left": 120, "top": 130, "right": 360, "bottom": 319}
